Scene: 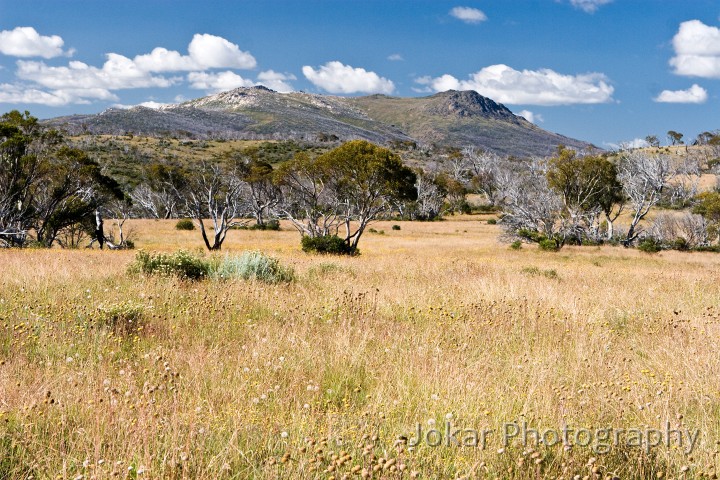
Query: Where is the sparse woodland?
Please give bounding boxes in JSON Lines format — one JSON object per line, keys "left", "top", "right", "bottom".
{"left": 3, "top": 110, "right": 720, "bottom": 478}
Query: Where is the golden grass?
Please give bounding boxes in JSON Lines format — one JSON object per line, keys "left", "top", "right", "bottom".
{"left": 1, "top": 218, "right": 719, "bottom": 479}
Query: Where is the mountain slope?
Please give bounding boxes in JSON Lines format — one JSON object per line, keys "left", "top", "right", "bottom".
{"left": 45, "top": 87, "right": 594, "bottom": 157}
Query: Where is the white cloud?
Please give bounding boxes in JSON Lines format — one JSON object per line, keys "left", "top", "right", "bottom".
{"left": 387, "top": 53, "right": 404, "bottom": 61}
{"left": 188, "top": 71, "right": 255, "bottom": 92}
{"left": 302, "top": 61, "right": 395, "bottom": 94}
{"left": 415, "top": 64, "right": 614, "bottom": 105}
{"left": 669, "top": 20, "right": 720, "bottom": 78}
{"left": 112, "top": 101, "right": 168, "bottom": 110}
{"left": 17, "top": 55, "right": 177, "bottom": 91}
{"left": 6, "top": 32, "right": 259, "bottom": 106}
{"left": 0, "top": 82, "right": 117, "bottom": 106}
{"left": 133, "top": 47, "right": 198, "bottom": 72}
{"left": 256, "top": 70, "right": 296, "bottom": 92}
{"left": 187, "top": 34, "right": 256, "bottom": 70}
{"left": 654, "top": 84, "right": 708, "bottom": 104}
{"left": 133, "top": 34, "right": 256, "bottom": 72}
{"left": 0, "top": 26, "right": 70, "bottom": 58}
{"left": 517, "top": 110, "right": 543, "bottom": 123}
{"left": 567, "top": 0, "right": 613, "bottom": 13}
{"left": 607, "top": 138, "right": 649, "bottom": 151}
{"left": 189, "top": 70, "right": 296, "bottom": 93}
{"left": 449, "top": 6, "right": 487, "bottom": 24}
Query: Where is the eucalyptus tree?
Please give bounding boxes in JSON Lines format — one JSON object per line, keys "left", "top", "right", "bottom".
{"left": 184, "top": 162, "right": 247, "bottom": 251}
{"left": 617, "top": 151, "right": 671, "bottom": 245}
{"left": 274, "top": 140, "right": 416, "bottom": 253}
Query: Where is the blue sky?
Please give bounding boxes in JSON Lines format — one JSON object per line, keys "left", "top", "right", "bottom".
{"left": 1, "top": 0, "right": 719, "bottom": 149}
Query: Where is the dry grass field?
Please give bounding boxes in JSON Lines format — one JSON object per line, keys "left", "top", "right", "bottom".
{"left": 2, "top": 217, "right": 720, "bottom": 479}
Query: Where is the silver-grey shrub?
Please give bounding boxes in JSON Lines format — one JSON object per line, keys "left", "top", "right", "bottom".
{"left": 212, "top": 251, "right": 295, "bottom": 283}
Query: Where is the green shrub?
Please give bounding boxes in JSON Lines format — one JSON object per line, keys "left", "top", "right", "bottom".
{"left": 637, "top": 238, "right": 663, "bottom": 253}
{"left": 301, "top": 235, "right": 355, "bottom": 255}
{"left": 487, "top": 218, "right": 497, "bottom": 225}
{"left": 239, "top": 219, "right": 281, "bottom": 231}
{"left": 213, "top": 251, "right": 295, "bottom": 283}
{"left": 96, "top": 302, "right": 145, "bottom": 334}
{"left": 129, "top": 250, "right": 211, "bottom": 280}
{"left": 391, "top": 224, "right": 401, "bottom": 231}
{"left": 538, "top": 238, "right": 562, "bottom": 251}
{"left": 521, "top": 266, "right": 559, "bottom": 279}
{"left": 175, "top": 218, "right": 195, "bottom": 231}
{"left": 671, "top": 237, "right": 690, "bottom": 251}
{"left": 510, "top": 240, "right": 523, "bottom": 250}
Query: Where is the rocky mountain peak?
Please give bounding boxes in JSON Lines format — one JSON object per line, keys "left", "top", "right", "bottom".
{"left": 428, "top": 90, "right": 516, "bottom": 119}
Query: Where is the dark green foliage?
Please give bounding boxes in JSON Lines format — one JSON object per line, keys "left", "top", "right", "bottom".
{"left": 0, "top": 110, "right": 124, "bottom": 247}
{"left": 637, "top": 238, "right": 663, "bottom": 253}
{"left": 129, "top": 250, "right": 212, "bottom": 280}
{"left": 238, "top": 219, "right": 281, "bottom": 231}
{"left": 487, "top": 218, "right": 497, "bottom": 225}
{"left": 510, "top": 240, "right": 523, "bottom": 250}
{"left": 538, "top": 238, "right": 563, "bottom": 251}
{"left": 175, "top": 218, "right": 195, "bottom": 230}
{"left": 391, "top": 224, "right": 401, "bottom": 231}
{"left": 301, "top": 235, "right": 355, "bottom": 255}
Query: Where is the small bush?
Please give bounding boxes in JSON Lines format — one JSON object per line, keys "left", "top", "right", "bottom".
{"left": 175, "top": 219, "right": 195, "bottom": 231}
{"left": 301, "top": 235, "right": 355, "bottom": 255}
{"left": 510, "top": 240, "right": 523, "bottom": 250}
{"left": 241, "top": 219, "right": 281, "bottom": 231}
{"left": 637, "top": 238, "right": 663, "bottom": 253}
{"left": 96, "top": 302, "right": 145, "bottom": 334}
{"left": 487, "top": 218, "right": 497, "bottom": 225}
{"left": 538, "top": 238, "right": 562, "bottom": 251}
{"left": 391, "top": 224, "right": 401, "bottom": 231}
{"left": 521, "top": 266, "right": 559, "bottom": 279}
{"left": 129, "top": 250, "right": 211, "bottom": 280}
{"left": 213, "top": 251, "right": 295, "bottom": 283}
{"left": 692, "top": 244, "right": 720, "bottom": 253}
{"left": 671, "top": 237, "right": 690, "bottom": 251}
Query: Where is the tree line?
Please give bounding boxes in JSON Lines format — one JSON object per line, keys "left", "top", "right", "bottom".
{"left": 2, "top": 109, "right": 719, "bottom": 253}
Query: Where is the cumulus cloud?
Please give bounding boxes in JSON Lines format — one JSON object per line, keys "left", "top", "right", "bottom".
{"left": 415, "top": 64, "right": 614, "bottom": 105}
{"left": 387, "top": 53, "right": 404, "bottom": 61}
{"left": 654, "top": 84, "right": 708, "bottom": 104}
{"left": 2, "top": 32, "right": 261, "bottom": 106}
{"left": 0, "top": 26, "right": 70, "bottom": 58}
{"left": 517, "top": 110, "right": 544, "bottom": 123}
{"left": 0, "top": 82, "right": 117, "bottom": 106}
{"left": 302, "top": 61, "right": 395, "bottom": 94}
{"left": 17, "top": 56, "right": 177, "bottom": 91}
{"left": 449, "top": 6, "right": 487, "bottom": 24}
{"left": 606, "top": 138, "right": 649, "bottom": 151}
{"left": 112, "top": 100, "right": 168, "bottom": 110}
{"left": 133, "top": 34, "right": 256, "bottom": 72}
{"left": 565, "top": 0, "right": 613, "bottom": 13}
{"left": 187, "top": 34, "right": 256, "bottom": 70}
{"left": 188, "top": 71, "right": 255, "bottom": 91}
{"left": 256, "top": 70, "right": 296, "bottom": 92}
{"left": 669, "top": 20, "right": 720, "bottom": 78}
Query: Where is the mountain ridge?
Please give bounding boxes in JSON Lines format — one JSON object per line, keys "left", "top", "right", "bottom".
{"left": 45, "top": 87, "right": 595, "bottom": 157}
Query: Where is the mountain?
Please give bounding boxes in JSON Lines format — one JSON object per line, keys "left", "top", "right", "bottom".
{"left": 45, "top": 86, "right": 594, "bottom": 157}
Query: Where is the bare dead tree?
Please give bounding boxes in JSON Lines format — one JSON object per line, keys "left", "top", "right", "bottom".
{"left": 668, "top": 154, "right": 701, "bottom": 207}
{"left": 461, "top": 147, "right": 504, "bottom": 206}
{"left": 648, "top": 212, "right": 709, "bottom": 248}
{"left": 273, "top": 152, "right": 344, "bottom": 238}
{"left": 184, "top": 163, "right": 248, "bottom": 251}
{"left": 496, "top": 157, "right": 565, "bottom": 242}
{"left": 413, "top": 170, "right": 447, "bottom": 220}
{"left": 617, "top": 151, "right": 671, "bottom": 245}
